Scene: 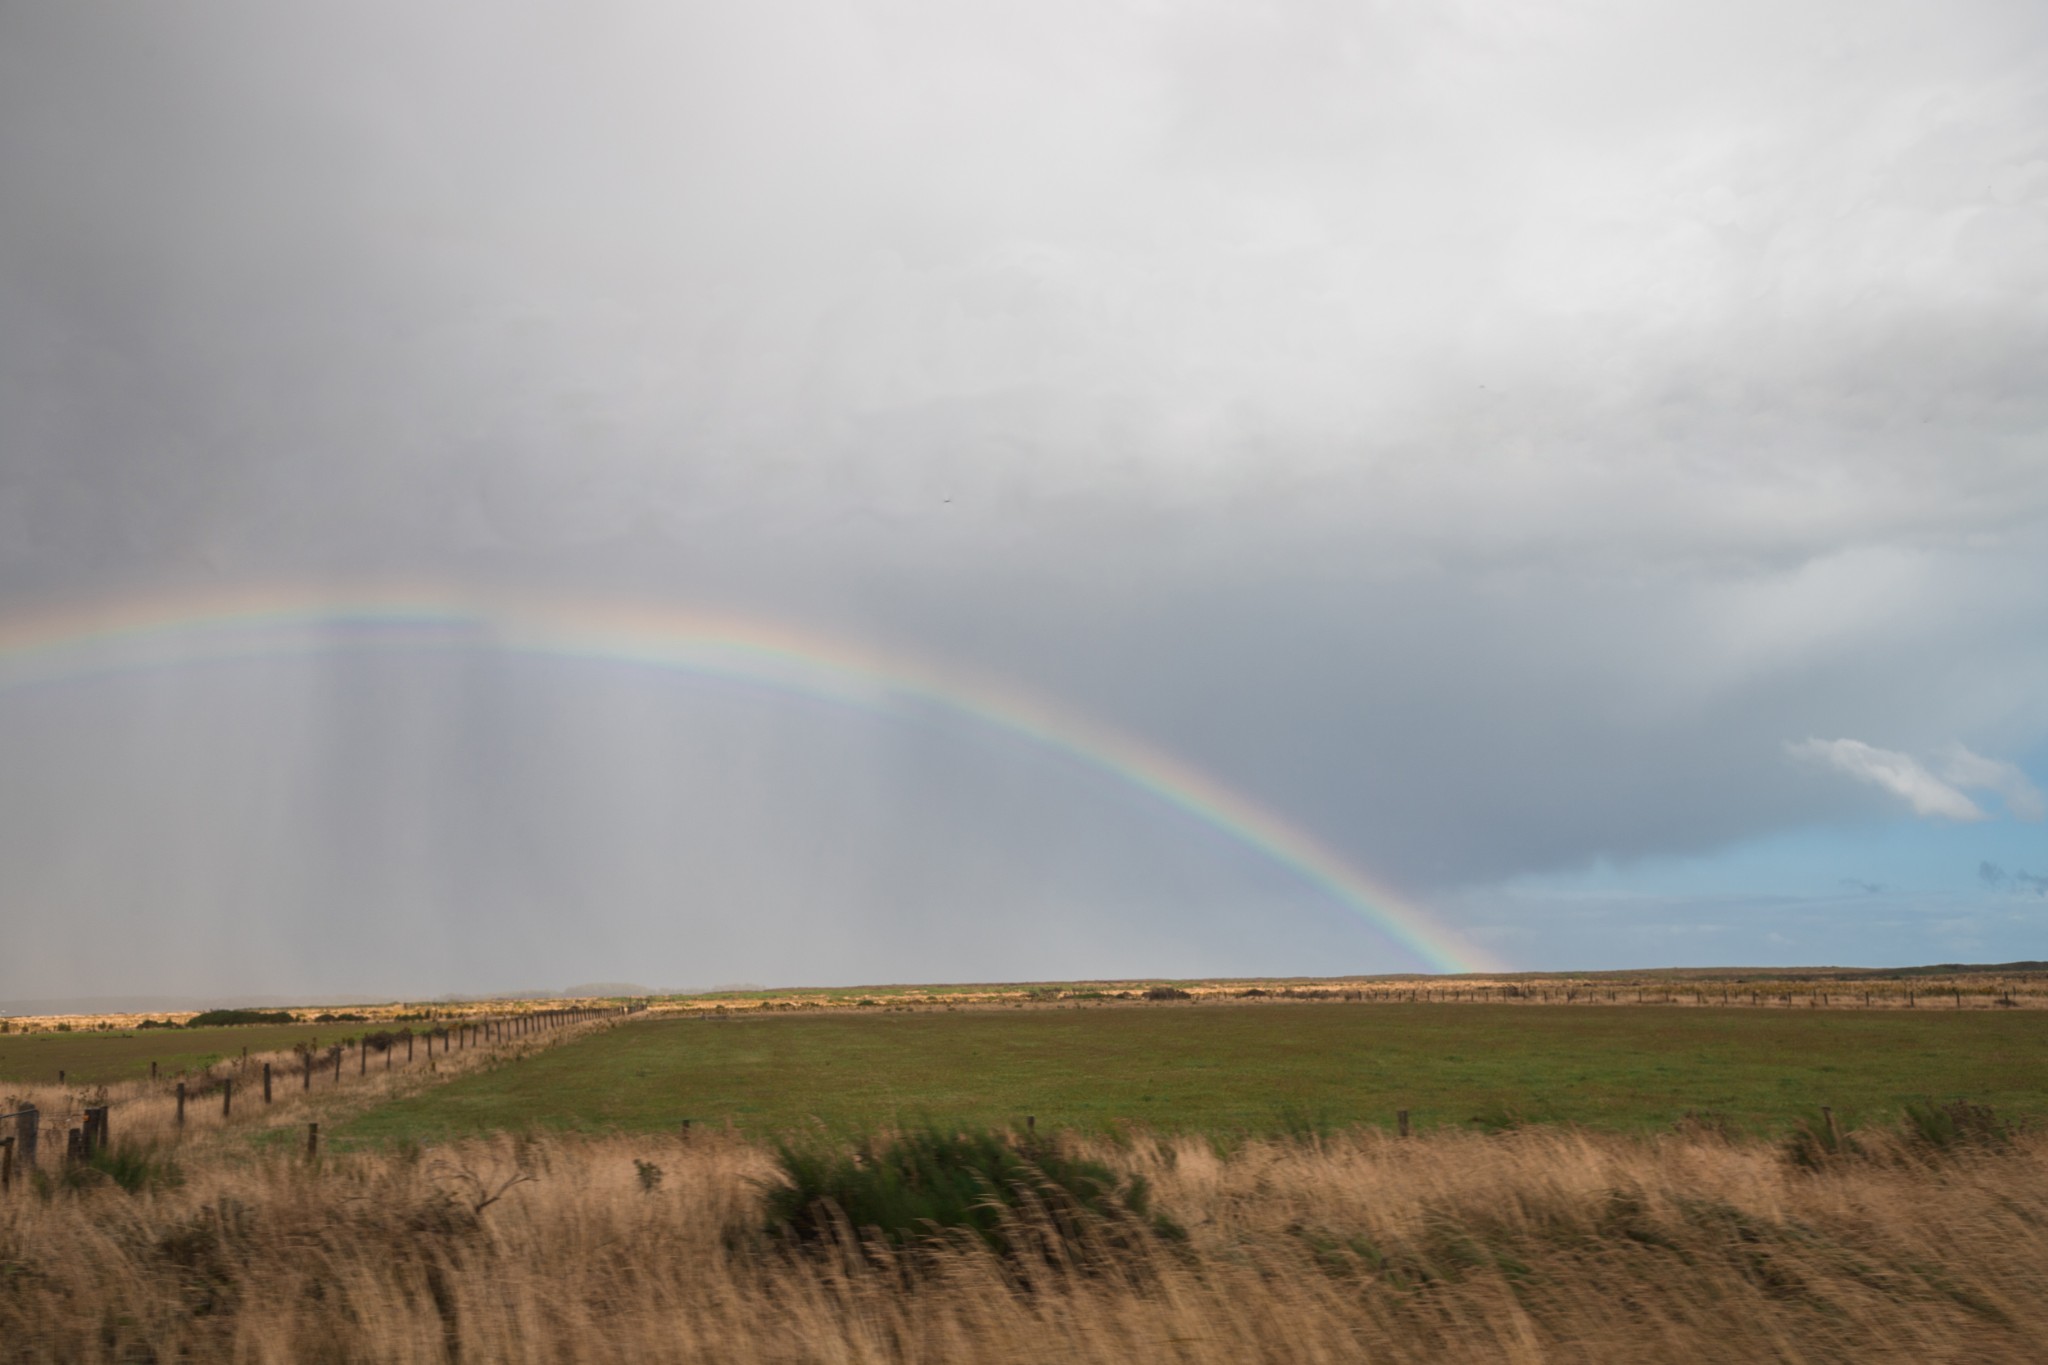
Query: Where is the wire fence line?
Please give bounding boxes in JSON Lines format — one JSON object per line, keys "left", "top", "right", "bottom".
{"left": 1, "top": 1004, "right": 642, "bottom": 1186}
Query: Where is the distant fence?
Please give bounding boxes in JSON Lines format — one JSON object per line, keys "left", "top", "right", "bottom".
{"left": 1, "top": 1003, "right": 644, "bottom": 1187}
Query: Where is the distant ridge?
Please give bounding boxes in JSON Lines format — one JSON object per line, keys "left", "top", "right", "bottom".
{"left": 7, "top": 965, "right": 2043, "bottom": 1017}
{"left": 0, "top": 993, "right": 375, "bottom": 1017}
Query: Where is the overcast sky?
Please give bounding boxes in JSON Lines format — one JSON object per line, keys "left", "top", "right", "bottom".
{"left": 2, "top": 1, "right": 2044, "bottom": 1002}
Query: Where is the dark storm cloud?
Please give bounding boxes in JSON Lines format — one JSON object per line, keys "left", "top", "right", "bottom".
{"left": 1, "top": 1, "right": 2045, "bottom": 995}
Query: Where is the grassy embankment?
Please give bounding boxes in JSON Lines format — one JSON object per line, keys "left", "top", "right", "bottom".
{"left": 339, "top": 1002, "right": 2048, "bottom": 1144}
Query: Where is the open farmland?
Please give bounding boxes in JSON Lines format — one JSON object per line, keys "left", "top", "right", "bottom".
{"left": 0, "top": 1022, "right": 368, "bottom": 1086}
{"left": 339, "top": 999, "right": 2048, "bottom": 1144}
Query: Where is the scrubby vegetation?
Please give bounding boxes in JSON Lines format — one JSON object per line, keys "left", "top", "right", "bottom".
{"left": 183, "top": 1008, "right": 296, "bottom": 1027}
{"left": 764, "top": 1125, "right": 1181, "bottom": 1262}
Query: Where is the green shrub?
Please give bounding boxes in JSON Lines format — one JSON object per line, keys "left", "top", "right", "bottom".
{"left": 1903, "top": 1099, "right": 2011, "bottom": 1154}
{"left": 1143, "top": 986, "right": 1191, "bottom": 1001}
{"left": 1782, "top": 1108, "right": 1854, "bottom": 1170}
{"left": 185, "top": 1009, "right": 295, "bottom": 1027}
{"left": 37, "top": 1143, "right": 184, "bottom": 1197}
{"left": 91, "top": 1142, "right": 185, "bottom": 1194}
{"left": 763, "top": 1126, "right": 1181, "bottom": 1265}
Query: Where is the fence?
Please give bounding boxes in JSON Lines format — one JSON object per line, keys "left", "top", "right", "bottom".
{"left": 2, "top": 1004, "right": 644, "bottom": 1186}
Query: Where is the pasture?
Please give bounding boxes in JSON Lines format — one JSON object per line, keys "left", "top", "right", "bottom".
{"left": 339, "top": 1000, "right": 2048, "bottom": 1144}
{"left": 0, "top": 1022, "right": 362, "bottom": 1086}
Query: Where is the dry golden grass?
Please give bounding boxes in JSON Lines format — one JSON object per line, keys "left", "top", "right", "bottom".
{"left": 4, "top": 1120, "right": 2044, "bottom": 1362}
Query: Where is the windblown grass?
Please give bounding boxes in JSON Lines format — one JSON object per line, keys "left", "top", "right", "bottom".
{"left": 2, "top": 1118, "right": 2044, "bottom": 1361}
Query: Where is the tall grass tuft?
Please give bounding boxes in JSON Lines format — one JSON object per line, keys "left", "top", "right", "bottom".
{"left": 763, "top": 1125, "right": 1180, "bottom": 1265}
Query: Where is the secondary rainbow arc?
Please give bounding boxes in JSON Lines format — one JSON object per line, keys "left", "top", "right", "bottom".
{"left": 0, "top": 584, "right": 1500, "bottom": 974}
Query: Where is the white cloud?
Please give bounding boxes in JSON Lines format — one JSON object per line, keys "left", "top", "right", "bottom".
{"left": 1786, "top": 738, "right": 1987, "bottom": 821}
{"left": 1941, "top": 744, "right": 2048, "bottom": 822}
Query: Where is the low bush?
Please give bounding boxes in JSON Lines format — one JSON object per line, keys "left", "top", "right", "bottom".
{"left": 38, "top": 1143, "right": 184, "bottom": 1197}
{"left": 1903, "top": 1099, "right": 2014, "bottom": 1155}
{"left": 91, "top": 1142, "right": 185, "bottom": 1195}
{"left": 185, "top": 1009, "right": 295, "bottom": 1028}
{"left": 763, "top": 1126, "right": 1182, "bottom": 1265}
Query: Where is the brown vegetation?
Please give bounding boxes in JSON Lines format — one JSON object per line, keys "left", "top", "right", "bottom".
{"left": 3, "top": 1120, "right": 2044, "bottom": 1362}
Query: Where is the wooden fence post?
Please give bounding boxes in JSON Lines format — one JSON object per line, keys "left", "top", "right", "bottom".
{"left": 176, "top": 1082, "right": 187, "bottom": 1128}
{"left": 150, "top": 1060, "right": 158, "bottom": 1081}
{"left": 333, "top": 1049, "right": 342, "bottom": 1083}
{"left": 222, "top": 1080, "right": 233, "bottom": 1119}
{"left": 303, "top": 1053, "right": 312, "bottom": 1090}
{"left": 407, "top": 1032, "right": 415, "bottom": 1063}
{"left": 1, "top": 1135, "right": 12, "bottom": 1191}
{"left": 306, "top": 1123, "right": 319, "bottom": 1161}
{"left": 66, "top": 1128, "right": 82, "bottom": 1166}
{"left": 1397, "top": 1110, "right": 1411, "bottom": 1138}
{"left": 264, "top": 1063, "right": 272, "bottom": 1104}
{"left": 1822, "top": 1106, "right": 1840, "bottom": 1147}
{"left": 359, "top": 1040, "right": 366, "bottom": 1075}
{"left": 17, "top": 1108, "right": 36, "bottom": 1170}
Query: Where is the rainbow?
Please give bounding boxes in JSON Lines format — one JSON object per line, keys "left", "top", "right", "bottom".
{"left": 0, "top": 583, "right": 1499, "bottom": 974}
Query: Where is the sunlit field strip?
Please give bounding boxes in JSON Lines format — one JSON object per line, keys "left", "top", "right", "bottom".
{"left": 339, "top": 1001, "right": 2048, "bottom": 1144}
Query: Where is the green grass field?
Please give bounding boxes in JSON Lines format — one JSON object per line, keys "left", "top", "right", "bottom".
{"left": 338, "top": 1002, "right": 2048, "bottom": 1144}
{"left": 0, "top": 1024, "right": 358, "bottom": 1086}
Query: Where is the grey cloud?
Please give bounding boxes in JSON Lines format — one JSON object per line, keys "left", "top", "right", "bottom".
{"left": 1, "top": 1, "right": 2046, "bottom": 994}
